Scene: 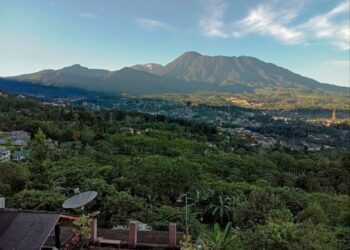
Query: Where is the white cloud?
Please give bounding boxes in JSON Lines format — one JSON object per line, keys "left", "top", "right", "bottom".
{"left": 326, "top": 0, "right": 350, "bottom": 17}
{"left": 234, "top": 5, "right": 303, "bottom": 44}
{"left": 198, "top": 0, "right": 350, "bottom": 50}
{"left": 136, "top": 18, "right": 170, "bottom": 31}
{"left": 301, "top": 0, "right": 350, "bottom": 50}
{"left": 198, "top": 0, "right": 229, "bottom": 38}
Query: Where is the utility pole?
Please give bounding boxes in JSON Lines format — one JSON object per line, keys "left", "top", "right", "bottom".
{"left": 177, "top": 193, "right": 189, "bottom": 235}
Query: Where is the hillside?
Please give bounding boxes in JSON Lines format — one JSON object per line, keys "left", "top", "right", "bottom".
{"left": 0, "top": 94, "right": 349, "bottom": 249}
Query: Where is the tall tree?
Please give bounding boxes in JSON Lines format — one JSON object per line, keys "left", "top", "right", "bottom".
{"left": 30, "top": 128, "right": 48, "bottom": 165}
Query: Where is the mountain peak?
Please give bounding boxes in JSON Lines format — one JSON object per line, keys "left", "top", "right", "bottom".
{"left": 65, "top": 64, "right": 84, "bottom": 69}
{"left": 60, "top": 64, "right": 88, "bottom": 73}
{"left": 180, "top": 51, "right": 202, "bottom": 58}
{"left": 130, "top": 63, "right": 163, "bottom": 73}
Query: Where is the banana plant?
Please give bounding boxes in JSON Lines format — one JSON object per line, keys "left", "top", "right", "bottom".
{"left": 197, "top": 222, "right": 237, "bottom": 250}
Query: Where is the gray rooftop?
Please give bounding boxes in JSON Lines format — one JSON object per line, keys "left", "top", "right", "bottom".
{"left": 0, "top": 209, "right": 60, "bottom": 250}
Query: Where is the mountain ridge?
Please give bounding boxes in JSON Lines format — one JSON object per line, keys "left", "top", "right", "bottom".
{"left": 7, "top": 52, "right": 348, "bottom": 95}
{"left": 150, "top": 52, "right": 344, "bottom": 93}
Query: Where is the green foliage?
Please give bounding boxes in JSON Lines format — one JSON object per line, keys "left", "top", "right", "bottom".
{"left": 146, "top": 206, "right": 185, "bottom": 231}
{"left": 9, "top": 189, "right": 66, "bottom": 210}
{"left": 104, "top": 190, "right": 144, "bottom": 225}
{"left": 198, "top": 223, "right": 240, "bottom": 250}
{"left": 73, "top": 212, "right": 99, "bottom": 249}
{"left": 267, "top": 208, "right": 294, "bottom": 223}
{"left": 0, "top": 162, "right": 29, "bottom": 195}
{"left": 206, "top": 195, "right": 234, "bottom": 225}
{"left": 244, "top": 220, "right": 337, "bottom": 250}
{"left": 0, "top": 94, "right": 349, "bottom": 249}
{"left": 29, "top": 128, "right": 48, "bottom": 165}
{"left": 297, "top": 202, "right": 329, "bottom": 225}
{"left": 233, "top": 188, "right": 285, "bottom": 228}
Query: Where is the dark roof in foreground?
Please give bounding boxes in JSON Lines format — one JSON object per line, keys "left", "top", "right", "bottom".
{"left": 0, "top": 209, "right": 60, "bottom": 250}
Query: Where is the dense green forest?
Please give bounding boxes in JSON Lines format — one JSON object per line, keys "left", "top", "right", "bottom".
{"left": 0, "top": 94, "right": 349, "bottom": 249}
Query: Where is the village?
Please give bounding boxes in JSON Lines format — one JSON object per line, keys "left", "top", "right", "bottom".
{"left": 0, "top": 130, "right": 58, "bottom": 162}
{"left": 10, "top": 92, "right": 349, "bottom": 151}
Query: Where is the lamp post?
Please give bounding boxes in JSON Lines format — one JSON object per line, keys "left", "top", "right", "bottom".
{"left": 177, "top": 193, "right": 189, "bottom": 235}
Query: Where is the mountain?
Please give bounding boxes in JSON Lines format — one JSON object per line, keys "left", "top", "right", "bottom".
{"left": 101, "top": 67, "right": 180, "bottom": 94}
{"left": 8, "top": 52, "right": 347, "bottom": 95}
{"left": 12, "top": 64, "right": 110, "bottom": 90}
{"left": 10, "top": 65, "right": 179, "bottom": 95}
{"left": 131, "top": 63, "right": 163, "bottom": 73}
{"left": 150, "top": 51, "right": 346, "bottom": 93}
{"left": 0, "top": 77, "right": 105, "bottom": 98}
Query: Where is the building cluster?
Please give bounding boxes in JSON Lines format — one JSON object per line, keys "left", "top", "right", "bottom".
{"left": 0, "top": 130, "right": 30, "bottom": 162}
{"left": 0, "top": 130, "right": 30, "bottom": 147}
{"left": 0, "top": 146, "right": 29, "bottom": 162}
{"left": 0, "top": 130, "right": 58, "bottom": 162}
{"left": 220, "top": 127, "right": 278, "bottom": 149}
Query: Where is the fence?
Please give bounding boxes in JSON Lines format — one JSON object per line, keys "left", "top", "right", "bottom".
{"left": 90, "top": 219, "right": 184, "bottom": 249}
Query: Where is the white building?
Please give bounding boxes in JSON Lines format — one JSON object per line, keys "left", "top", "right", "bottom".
{"left": 0, "top": 147, "right": 10, "bottom": 162}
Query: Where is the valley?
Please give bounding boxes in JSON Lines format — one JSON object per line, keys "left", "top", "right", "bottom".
{"left": 1, "top": 89, "right": 349, "bottom": 151}
{"left": 1, "top": 1, "right": 349, "bottom": 249}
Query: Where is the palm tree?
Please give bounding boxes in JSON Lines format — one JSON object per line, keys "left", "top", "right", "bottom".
{"left": 143, "top": 193, "right": 157, "bottom": 211}
{"left": 206, "top": 195, "right": 233, "bottom": 225}
{"left": 197, "top": 222, "right": 237, "bottom": 250}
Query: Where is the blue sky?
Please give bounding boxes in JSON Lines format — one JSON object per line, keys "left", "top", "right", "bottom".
{"left": 0, "top": 0, "right": 349, "bottom": 87}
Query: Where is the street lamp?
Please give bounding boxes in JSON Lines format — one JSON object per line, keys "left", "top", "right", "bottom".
{"left": 177, "top": 193, "right": 190, "bottom": 235}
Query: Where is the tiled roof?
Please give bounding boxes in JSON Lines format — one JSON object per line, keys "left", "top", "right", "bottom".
{"left": 0, "top": 209, "right": 60, "bottom": 250}
{"left": 13, "top": 150, "right": 28, "bottom": 157}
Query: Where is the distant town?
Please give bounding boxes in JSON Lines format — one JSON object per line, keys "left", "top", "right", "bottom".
{"left": 3, "top": 92, "right": 349, "bottom": 152}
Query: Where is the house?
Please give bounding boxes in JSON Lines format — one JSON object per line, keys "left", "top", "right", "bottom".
{"left": 0, "top": 139, "right": 7, "bottom": 145}
{"left": 12, "top": 139, "right": 28, "bottom": 146}
{"left": 0, "top": 208, "right": 72, "bottom": 250}
{"left": 9, "top": 130, "right": 31, "bottom": 145}
{"left": 12, "top": 150, "right": 28, "bottom": 161}
{"left": 0, "top": 147, "right": 10, "bottom": 162}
